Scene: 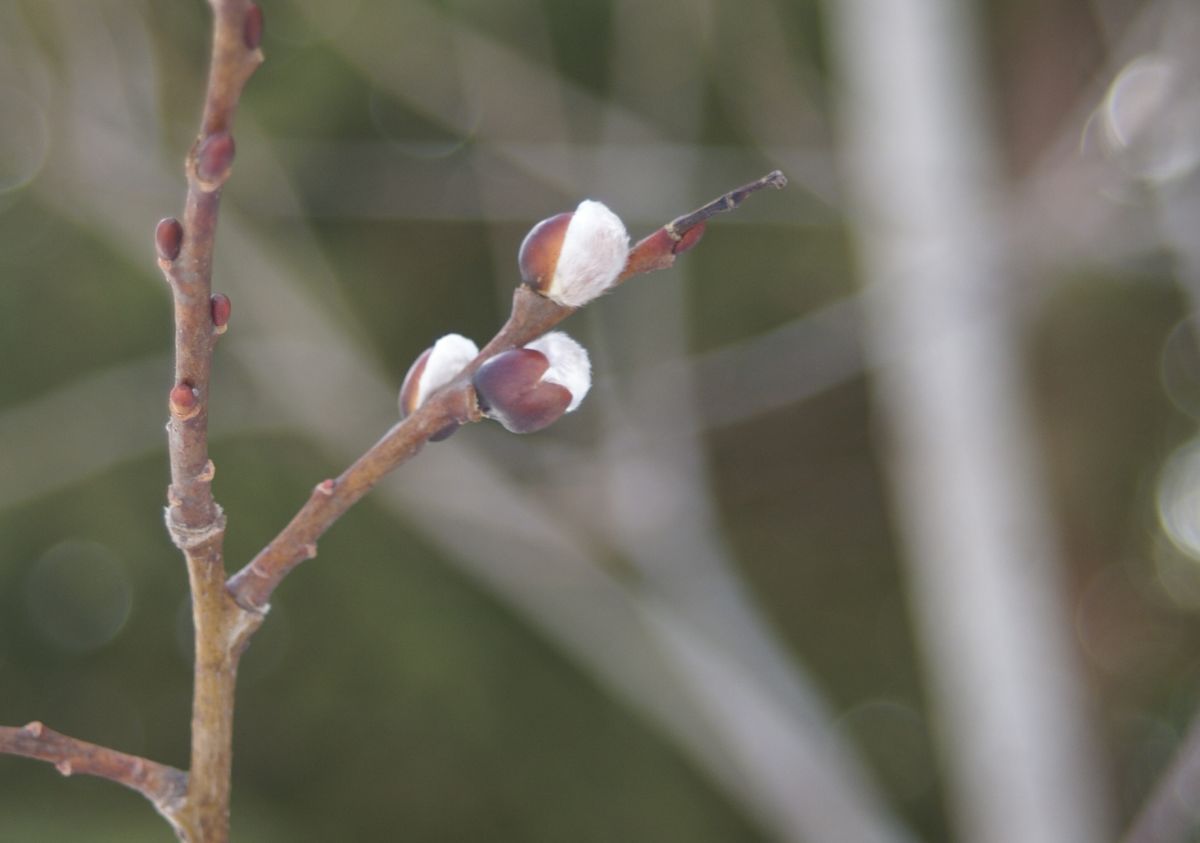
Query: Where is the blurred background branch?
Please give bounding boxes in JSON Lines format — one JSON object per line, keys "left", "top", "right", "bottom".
{"left": 826, "top": 0, "right": 1110, "bottom": 840}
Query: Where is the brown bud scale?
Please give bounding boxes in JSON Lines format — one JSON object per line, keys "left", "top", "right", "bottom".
{"left": 518, "top": 212, "right": 572, "bottom": 293}
{"left": 398, "top": 347, "right": 432, "bottom": 418}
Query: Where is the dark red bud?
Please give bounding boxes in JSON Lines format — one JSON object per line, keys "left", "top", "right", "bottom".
{"left": 156, "top": 217, "right": 183, "bottom": 262}
{"left": 518, "top": 212, "right": 572, "bottom": 292}
{"left": 472, "top": 348, "right": 572, "bottom": 434}
{"left": 211, "top": 293, "right": 232, "bottom": 333}
{"left": 196, "top": 132, "right": 236, "bottom": 186}
{"left": 673, "top": 221, "right": 706, "bottom": 254}
{"left": 169, "top": 382, "right": 201, "bottom": 420}
{"left": 244, "top": 5, "right": 264, "bottom": 50}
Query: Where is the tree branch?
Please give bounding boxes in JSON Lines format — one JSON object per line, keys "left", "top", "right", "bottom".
{"left": 0, "top": 722, "right": 188, "bottom": 836}
{"left": 155, "top": 2, "right": 265, "bottom": 841}
{"left": 225, "top": 171, "right": 787, "bottom": 614}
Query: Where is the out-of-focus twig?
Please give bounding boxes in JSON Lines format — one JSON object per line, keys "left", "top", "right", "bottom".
{"left": 825, "top": 0, "right": 1111, "bottom": 842}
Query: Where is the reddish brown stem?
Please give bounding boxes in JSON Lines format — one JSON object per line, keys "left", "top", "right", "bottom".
{"left": 225, "top": 172, "right": 786, "bottom": 613}
{"left": 156, "top": 2, "right": 265, "bottom": 841}
{"left": 619, "top": 170, "right": 787, "bottom": 280}
{"left": 0, "top": 722, "right": 188, "bottom": 835}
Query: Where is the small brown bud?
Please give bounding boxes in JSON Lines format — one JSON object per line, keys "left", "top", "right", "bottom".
{"left": 398, "top": 347, "right": 433, "bottom": 419}
{"left": 55, "top": 760, "right": 73, "bottom": 777}
{"left": 211, "top": 293, "right": 232, "bottom": 334}
{"left": 169, "top": 382, "right": 201, "bottom": 420}
{"left": 673, "top": 221, "right": 706, "bottom": 255}
{"left": 195, "top": 132, "right": 236, "bottom": 186}
{"left": 243, "top": 4, "right": 264, "bottom": 50}
{"left": 316, "top": 478, "right": 336, "bottom": 496}
{"left": 156, "top": 217, "right": 183, "bottom": 263}
{"left": 22, "top": 721, "right": 44, "bottom": 737}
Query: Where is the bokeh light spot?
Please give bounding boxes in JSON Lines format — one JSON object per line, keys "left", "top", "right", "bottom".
{"left": 25, "top": 540, "right": 133, "bottom": 653}
{"left": 1157, "top": 438, "right": 1200, "bottom": 560}
{"left": 1102, "top": 55, "right": 1200, "bottom": 183}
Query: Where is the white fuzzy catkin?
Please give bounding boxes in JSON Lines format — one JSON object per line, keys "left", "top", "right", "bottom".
{"left": 525, "top": 332, "right": 591, "bottom": 412}
{"left": 546, "top": 200, "right": 630, "bottom": 308}
{"left": 415, "top": 333, "right": 479, "bottom": 407}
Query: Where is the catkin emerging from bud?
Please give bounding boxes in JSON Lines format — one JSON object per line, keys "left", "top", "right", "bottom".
{"left": 519, "top": 200, "right": 629, "bottom": 308}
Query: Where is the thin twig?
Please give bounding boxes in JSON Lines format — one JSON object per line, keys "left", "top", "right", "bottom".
{"left": 0, "top": 722, "right": 188, "bottom": 835}
{"left": 156, "top": 2, "right": 265, "bottom": 841}
{"left": 225, "top": 172, "right": 786, "bottom": 614}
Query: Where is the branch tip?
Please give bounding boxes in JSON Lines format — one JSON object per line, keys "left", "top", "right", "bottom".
{"left": 667, "top": 169, "right": 788, "bottom": 237}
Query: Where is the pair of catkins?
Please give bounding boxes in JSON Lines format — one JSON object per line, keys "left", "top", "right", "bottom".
{"left": 399, "top": 200, "right": 627, "bottom": 435}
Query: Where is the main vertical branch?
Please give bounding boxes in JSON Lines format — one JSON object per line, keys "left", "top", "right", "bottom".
{"left": 156, "top": 2, "right": 265, "bottom": 841}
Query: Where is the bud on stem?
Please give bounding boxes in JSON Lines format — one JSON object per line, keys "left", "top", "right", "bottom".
{"left": 519, "top": 200, "right": 629, "bottom": 308}
{"left": 156, "top": 218, "right": 183, "bottom": 263}
{"left": 472, "top": 332, "right": 591, "bottom": 434}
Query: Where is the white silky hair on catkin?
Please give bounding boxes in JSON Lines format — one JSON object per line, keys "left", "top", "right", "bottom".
{"left": 417, "top": 333, "right": 479, "bottom": 406}
{"left": 547, "top": 200, "right": 630, "bottom": 307}
{"left": 526, "top": 332, "right": 592, "bottom": 411}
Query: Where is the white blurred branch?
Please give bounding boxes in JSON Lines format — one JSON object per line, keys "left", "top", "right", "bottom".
{"left": 826, "top": 1, "right": 1111, "bottom": 842}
